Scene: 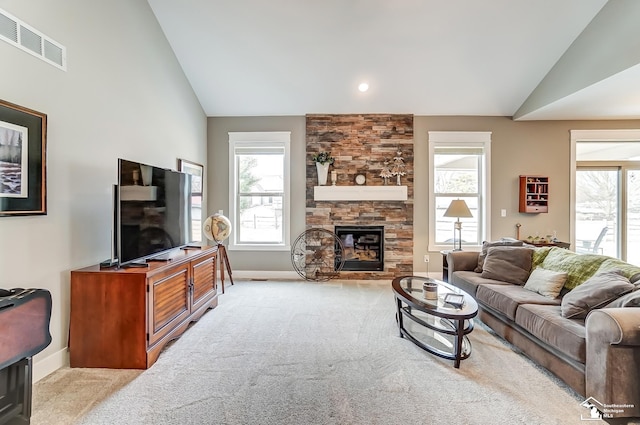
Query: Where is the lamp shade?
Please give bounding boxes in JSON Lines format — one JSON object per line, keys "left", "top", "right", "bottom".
{"left": 443, "top": 200, "right": 473, "bottom": 218}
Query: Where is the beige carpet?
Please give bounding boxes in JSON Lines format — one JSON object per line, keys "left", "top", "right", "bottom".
{"left": 33, "top": 280, "right": 604, "bottom": 424}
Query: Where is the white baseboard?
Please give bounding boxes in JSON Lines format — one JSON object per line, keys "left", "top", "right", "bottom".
{"left": 226, "top": 270, "right": 300, "bottom": 280}
{"left": 33, "top": 347, "right": 69, "bottom": 383}
{"left": 222, "top": 270, "right": 443, "bottom": 281}
{"left": 414, "top": 271, "right": 444, "bottom": 280}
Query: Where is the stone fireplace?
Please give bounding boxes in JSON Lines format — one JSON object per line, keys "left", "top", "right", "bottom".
{"left": 335, "top": 225, "right": 384, "bottom": 271}
{"left": 306, "top": 114, "right": 414, "bottom": 280}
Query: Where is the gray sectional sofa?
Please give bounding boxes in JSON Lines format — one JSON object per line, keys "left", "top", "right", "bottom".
{"left": 447, "top": 245, "right": 640, "bottom": 419}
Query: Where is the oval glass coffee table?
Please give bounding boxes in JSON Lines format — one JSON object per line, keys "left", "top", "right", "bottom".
{"left": 392, "top": 276, "right": 478, "bottom": 368}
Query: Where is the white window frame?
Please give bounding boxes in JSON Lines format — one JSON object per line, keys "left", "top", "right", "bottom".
{"left": 228, "top": 131, "right": 291, "bottom": 251}
{"left": 570, "top": 129, "right": 640, "bottom": 257}
{"left": 428, "top": 131, "right": 491, "bottom": 251}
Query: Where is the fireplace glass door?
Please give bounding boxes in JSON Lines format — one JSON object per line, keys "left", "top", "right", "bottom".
{"left": 335, "top": 226, "right": 384, "bottom": 271}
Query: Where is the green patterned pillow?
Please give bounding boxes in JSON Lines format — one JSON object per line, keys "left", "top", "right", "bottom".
{"left": 597, "top": 258, "right": 640, "bottom": 280}
{"left": 541, "top": 248, "right": 608, "bottom": 290}
{"left": 532, "top": 246, "right": 553, "bottom": 269}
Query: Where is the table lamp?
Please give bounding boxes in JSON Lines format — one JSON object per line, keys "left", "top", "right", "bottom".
{"left": 443, "top": 200, "right": 473, "bottom": 251}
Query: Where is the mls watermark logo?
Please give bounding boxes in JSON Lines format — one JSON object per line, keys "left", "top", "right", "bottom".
{"left": 580, "top": 397, "right": 603, "bottom": 420}
{"left": 580, "top": 396, "right": 636, "bottom": 420}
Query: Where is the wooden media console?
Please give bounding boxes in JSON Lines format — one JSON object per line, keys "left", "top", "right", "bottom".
{"left": 69, "top": 245, "right": 218, "bottom": 369}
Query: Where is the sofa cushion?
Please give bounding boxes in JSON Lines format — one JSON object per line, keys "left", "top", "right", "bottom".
{"left": 540, "top": 248, "right": 608, "bottom": 290}
{"left": 474, "top": 239, "right": 524, "bottom": 272}
{"left": 450, "top": 271, "right": 510, "bottom": 297}
{"left": 481, "top": 246, "right": 533, "bottom": 285}
{"left": 476, "top": 284, "right": 561, "bottom": 321}
{"left": 560, "top": 271, "right": 635, "bottom": 319}
{"left": 523, "top": 267, "right": 567, "bottom": 299}
{"left": 515, "top": 304, "right": 586, "bottom": 364}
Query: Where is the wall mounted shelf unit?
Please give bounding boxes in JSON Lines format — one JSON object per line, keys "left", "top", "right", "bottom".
{"left": 519, "top": 175, "right": 548, "bottom": 213}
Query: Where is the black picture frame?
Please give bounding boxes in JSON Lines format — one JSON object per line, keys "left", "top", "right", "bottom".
{"left": 0, "top": 99, "right": 47, "bottom": 216}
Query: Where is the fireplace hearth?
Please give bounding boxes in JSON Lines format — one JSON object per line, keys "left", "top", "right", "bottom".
{"left": 335, "top": 226, "right": 384, "bottom": 271}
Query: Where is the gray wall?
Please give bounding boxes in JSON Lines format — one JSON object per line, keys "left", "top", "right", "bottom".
{"left": 0, "top": 0, "right": 207, "bottom": 378}
{"left": 207, "top": 116, "right": 306, "bottom": 271}
{"left": 414, "top": 116, "right": 640, "bottom": 271}
{"left": 209, "top": 115, "right": 640, "bottom": 274}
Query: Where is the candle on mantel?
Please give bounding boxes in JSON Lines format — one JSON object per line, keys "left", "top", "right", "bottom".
{"left": 331, "top": 170, "right": 337, "bottom": 185}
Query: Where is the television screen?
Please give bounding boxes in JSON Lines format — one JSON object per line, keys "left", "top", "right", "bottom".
{"left": 117, "top": 159, "right": 192, "bottom": 265}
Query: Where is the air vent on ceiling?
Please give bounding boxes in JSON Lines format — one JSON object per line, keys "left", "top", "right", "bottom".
{"left": 0, "top": 7, "right": 66, "bottom": 71}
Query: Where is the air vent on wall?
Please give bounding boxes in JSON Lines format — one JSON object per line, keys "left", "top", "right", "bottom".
{"left": 0, "top": 7, "right": 66, "bottom": 70}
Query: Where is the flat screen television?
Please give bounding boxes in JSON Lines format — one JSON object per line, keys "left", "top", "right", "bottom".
{"left": 117, "top": 159, "right": 192, "bottom": 266}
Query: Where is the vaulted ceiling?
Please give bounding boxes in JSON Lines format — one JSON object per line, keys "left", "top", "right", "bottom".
{"left": 147, "top": 0, "right": 640, "bottom": 120}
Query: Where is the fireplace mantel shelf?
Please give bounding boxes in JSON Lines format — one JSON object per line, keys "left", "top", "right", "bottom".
{"left": 314, "top": 185, "right": 408, "bottom": 201}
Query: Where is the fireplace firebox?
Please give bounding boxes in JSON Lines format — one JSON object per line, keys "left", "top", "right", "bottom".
{"left": 335, "top": 226, "right": 384, "bottom": 271}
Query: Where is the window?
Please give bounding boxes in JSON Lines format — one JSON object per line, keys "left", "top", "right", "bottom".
{"left": 228, "top": 132, "right": 291, "bottom": 251}
{"left": 428, "top": 132, "right": 491, "bottom": 251}
{"left": 575, "top": 167, "right": 618, "bottom": 257}
{"left": 572, "top": 131, "right": 640, "bottom": 263}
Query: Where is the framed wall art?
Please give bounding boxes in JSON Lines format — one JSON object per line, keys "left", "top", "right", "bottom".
{"left": 0, "top": 99, "right": 47, "bottom": 216}
{"left": 178, "top": 158, "right": 204, "bottom": 242}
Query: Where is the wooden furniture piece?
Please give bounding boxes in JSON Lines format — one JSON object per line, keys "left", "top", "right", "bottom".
{"left": 70, "top": 246, "right": 218, "bottom": 369}
{"left": 519, "top": 175, "right": 548, "bottom": 213}
{"left": 392, "top": 276, "right": 478, "bottom": 368}
{"left": 0, "top": 288, "right": 52, "bottom": 425}
{"left": 217, "top": 243, "right": 234, "bottom": 294}
{"left": 521, "top": 240, "right": 571, "bottom": 249}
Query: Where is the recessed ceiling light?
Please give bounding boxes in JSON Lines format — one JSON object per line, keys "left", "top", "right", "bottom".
{"left": 358, "top": 82, "right": 369, "bottom": 92}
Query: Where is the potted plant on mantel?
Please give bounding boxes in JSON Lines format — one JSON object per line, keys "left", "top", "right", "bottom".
{"left": 312, "top": 151, "right": 334, "bottom": 186}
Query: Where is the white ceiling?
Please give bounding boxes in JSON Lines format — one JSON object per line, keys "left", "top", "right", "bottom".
{"left": 147, "top": 0, "right": 640, "bottom": 120}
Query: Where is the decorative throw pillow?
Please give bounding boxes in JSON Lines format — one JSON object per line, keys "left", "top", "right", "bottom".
{"left": 531, "top": 246, "right": 554, "bottom": 269}
{"left": 523, "top": 267, "right": 568, "bottom": 299}
{"left": 540, "top": 249, "right": 608, "bottom": 290}
{"left": 604, "top": 287, "right": 640, "bottom": 308}
{"left": 560, "top": 271, "right": 635, "bottom": 319}
{"left": 481, "top": 246, "right": 533, "bottom": 285}
{"left": 598, "top": 258, "right": 640, "bottom": 282}
{"left": 474, "top": 239, "right": 524, "bottom": 273}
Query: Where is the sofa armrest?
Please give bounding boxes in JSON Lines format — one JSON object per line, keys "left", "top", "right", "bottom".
{"left": 587, "top": 308, "right": 640, "bottom": 346}
{"left": 446, "top": 251, "right": 479, "bottom": 273}
{"left": 585, "top": 308, "right": 640, "bottom": 417}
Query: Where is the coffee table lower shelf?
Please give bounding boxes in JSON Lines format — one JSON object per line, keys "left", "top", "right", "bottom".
{"left": 392, "top": 276, "right": 479, "bottom": 368}
{"left": 396, "top": 305, "right": 475, "bottom": 368}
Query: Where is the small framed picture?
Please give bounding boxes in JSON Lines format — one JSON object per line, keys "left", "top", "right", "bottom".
{"left": 178, "top": 159, "right": 203, "bottom": 196}
{"left": 444, "top": 293, "right": 464, "bottom": 308}
{"left": 0, "top": 99, "right": 47, "bottom": 216}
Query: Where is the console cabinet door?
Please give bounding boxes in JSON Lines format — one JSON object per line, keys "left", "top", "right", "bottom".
{"left": 191, "top": 251, "right": 217, "bottom": 312}
{"left": 147, "top": 266, "right": 190, "bottom": 346}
